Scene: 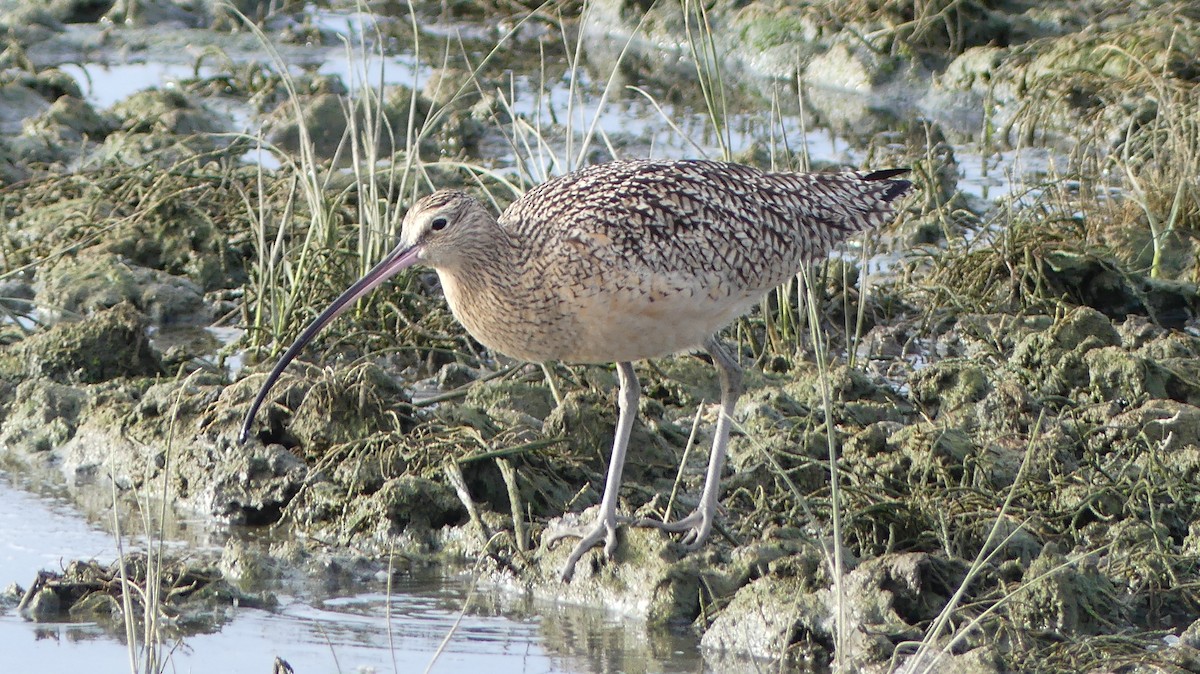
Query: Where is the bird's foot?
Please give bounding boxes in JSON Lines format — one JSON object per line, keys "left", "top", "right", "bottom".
{"left": 544, "top": 513, "right": 626, "bottom": 582}
{"left": 634, "top": 507, "right": 714, "bottom": 550}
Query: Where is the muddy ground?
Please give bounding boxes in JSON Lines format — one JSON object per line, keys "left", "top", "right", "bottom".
{"left": 1, "top": 0, "right": 1199, "bottom": 672}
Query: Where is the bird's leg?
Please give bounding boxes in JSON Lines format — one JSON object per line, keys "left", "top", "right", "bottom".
{"left": 637, "top": 337, "right": 743, "bottom": 548}
{"left": 545, "top": 361, "right": 640, "bottom": 581}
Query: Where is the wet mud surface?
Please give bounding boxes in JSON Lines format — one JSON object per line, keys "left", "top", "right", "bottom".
{"left": 1, "top": 0, "right": 1200, "bottom": 672}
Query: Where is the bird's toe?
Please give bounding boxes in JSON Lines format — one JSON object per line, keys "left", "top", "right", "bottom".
{"left": 635, "top": 509, "right": 715, "bottom": 550}
{"left": 548, "top": 514, "right": 625, "bottom": 582}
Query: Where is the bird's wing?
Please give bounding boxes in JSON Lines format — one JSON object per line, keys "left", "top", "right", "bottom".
{"left": 502, "top": 159, "right": 906, "bottom": 291}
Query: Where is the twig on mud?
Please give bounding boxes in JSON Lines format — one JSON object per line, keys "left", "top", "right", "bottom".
{"left": 457, "top": 437, "right": 565, "bottom": 463}
{"left": 411, "top": 364, "right": 519, "bottom": 408}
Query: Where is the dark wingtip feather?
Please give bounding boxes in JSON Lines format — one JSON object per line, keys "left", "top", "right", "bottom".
{"left": 883, "top": 179, "right": 912, "bottom": 201}
{"left": 862, "top": 168, "right": 912, "bottom": 202}
{"left": 863, "top": 168, "right": 910, "bottom": 181}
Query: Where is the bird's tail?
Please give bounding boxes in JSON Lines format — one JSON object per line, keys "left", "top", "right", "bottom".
{"left": 861, "top": 168, "right": 913, "bottom": 203}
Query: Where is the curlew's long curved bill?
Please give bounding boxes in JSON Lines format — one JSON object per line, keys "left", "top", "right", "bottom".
{"left": 238, "top": 244, "right": 422, "bottom": 443}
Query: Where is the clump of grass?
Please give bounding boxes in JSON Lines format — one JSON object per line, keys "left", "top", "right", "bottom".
{"left": 915, "top": 186, "right": 1089, "bottom": 315}
{"left": 991, "top": 14, "right": 1200, "bottom": 281}
{"left": 1106, "top": 82, "right": 1199, "bottom": 280}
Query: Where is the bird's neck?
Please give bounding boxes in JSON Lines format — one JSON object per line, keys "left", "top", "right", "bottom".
{"left": 435, "top": 229, "right": 522, "bottom": 327}
{"left": 446, "top": 215, "right": 519, "bottom": 284}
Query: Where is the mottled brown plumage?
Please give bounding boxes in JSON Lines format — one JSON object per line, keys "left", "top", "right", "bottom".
{"left": 241, "top": 158, "right": 911, "bottom": 581}
{"left": 414, "top": 160, "right": 908, "bottom": 364}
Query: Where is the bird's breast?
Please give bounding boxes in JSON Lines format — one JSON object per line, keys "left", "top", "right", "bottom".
{"left": 436, "top": 264, "right": 756, "bottom": 365}
{"left": 438, "top": 268, "right": 577, "bottom": 363}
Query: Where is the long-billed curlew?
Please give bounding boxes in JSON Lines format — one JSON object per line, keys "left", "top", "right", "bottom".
{"left": 240, "top": 159, "right": 910, "bottom": 581}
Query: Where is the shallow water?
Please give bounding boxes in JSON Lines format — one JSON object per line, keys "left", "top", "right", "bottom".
{"left": 0, "top": 472, "right": 709, "bottom": 673}
{"left": 57, "top": 62, "right": 206, "bottom": 109}
{"left": 0, "top": 473, "right": 120, "bottom": 585}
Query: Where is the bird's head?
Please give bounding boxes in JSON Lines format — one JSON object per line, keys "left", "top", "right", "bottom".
{"left": 398, "top": 190, "right": 497, "bottom": 270}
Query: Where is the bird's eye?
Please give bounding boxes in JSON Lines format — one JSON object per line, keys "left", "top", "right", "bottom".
{"left": 430, "top": 217, "right": 449, "bottom": 232}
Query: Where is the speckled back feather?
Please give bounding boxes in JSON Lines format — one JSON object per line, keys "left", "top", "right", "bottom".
{"left": 501, "top": 159, "right": 908, "bottom": 294}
